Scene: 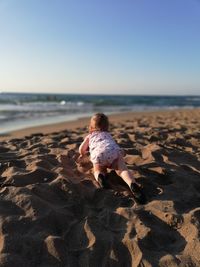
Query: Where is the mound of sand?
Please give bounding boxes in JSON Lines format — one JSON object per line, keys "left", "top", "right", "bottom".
{"left": 0, "top": 109, "right": 200, "bottom": 266}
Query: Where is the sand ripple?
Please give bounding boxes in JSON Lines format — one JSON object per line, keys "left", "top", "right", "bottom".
{"left": 0, "top": 109, "right": 200, "bottom": 266}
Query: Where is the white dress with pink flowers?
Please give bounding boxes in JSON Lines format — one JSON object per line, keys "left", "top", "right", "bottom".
{"left": 88, "top": 131, "right": 120, "bottom": 166}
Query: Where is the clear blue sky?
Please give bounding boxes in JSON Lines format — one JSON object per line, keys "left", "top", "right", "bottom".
{"left": 0, "top": 0, "right": 200, "bottom": 95}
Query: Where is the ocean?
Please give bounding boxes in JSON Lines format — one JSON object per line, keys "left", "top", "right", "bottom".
{"left": 0, "top": 92, "right": 200, "bottom": 134}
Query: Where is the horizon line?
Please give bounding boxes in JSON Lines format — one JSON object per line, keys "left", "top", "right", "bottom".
{"left": 1, "top": 91, "right": 200, "bottom": 97}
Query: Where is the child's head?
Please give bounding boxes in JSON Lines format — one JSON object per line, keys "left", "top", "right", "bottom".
{"left": 89, "top": 113, "right": 109, "bottom": 133}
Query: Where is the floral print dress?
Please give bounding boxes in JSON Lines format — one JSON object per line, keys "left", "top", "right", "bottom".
{"left": 88, "top": 131, "right": 120, "bottom": 166}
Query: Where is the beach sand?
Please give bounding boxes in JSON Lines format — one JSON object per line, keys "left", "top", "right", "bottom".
{"left": 0, "top": 109, "right": 200, "bottom": 266}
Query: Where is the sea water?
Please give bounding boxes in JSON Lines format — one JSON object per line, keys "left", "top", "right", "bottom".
{"left": 0, "top": 92, "right": 200, "bottom": 134}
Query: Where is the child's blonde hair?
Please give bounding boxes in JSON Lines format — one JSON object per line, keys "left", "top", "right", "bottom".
{"left": 89, "top": 113, "right": 109, "bottom": 133}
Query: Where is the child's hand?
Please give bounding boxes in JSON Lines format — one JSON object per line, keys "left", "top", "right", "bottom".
{"left": 77, "top": 155, "right": 84, "bottom": 163}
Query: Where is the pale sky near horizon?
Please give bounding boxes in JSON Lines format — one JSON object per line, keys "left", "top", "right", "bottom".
{"left": 0, "top": 0, "right": 200, "bottom": 95}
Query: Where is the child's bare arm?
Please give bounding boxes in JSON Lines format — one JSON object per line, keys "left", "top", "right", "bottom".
{"left": 79, "top": 135, "right": 89, "bottom": 156}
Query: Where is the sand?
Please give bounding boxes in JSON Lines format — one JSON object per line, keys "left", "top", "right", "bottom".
{"left": 0, "top": 109, "right": 200, "bottom": 266}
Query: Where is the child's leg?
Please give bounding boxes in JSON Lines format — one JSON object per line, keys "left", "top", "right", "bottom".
{"left": 112, "top": 156, "right": 136, "bottom": 187}
{"left": 93, "top": 164, "right": 110, "bottom": 188}
{"left": 93, "top": 164, "right": 107, "bottom": 182}
{"left": 112, "top": 156, "right": 146, "bottom": 204}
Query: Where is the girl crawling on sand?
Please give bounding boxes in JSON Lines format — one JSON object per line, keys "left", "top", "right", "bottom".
{"left": 79, "top": 113, "right": 146, "bottom": 204}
